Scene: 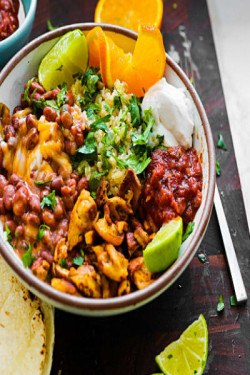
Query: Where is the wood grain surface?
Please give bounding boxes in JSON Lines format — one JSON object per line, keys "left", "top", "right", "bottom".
{"left": 28, "top": 1, "right": 250, "bottom": 374}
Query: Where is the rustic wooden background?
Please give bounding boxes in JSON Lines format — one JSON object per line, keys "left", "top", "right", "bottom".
{"left": 28, "top": 0, "right": 250, "bottom": 374}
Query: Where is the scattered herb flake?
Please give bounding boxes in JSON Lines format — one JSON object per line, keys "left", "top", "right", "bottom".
{"left": 57, "top": 82, "right": 68, "bottom": 107}
{"left": 22, "top": 243, "right": 36, "bottom": 267}
{"left": 168, "top": 354, "right": 173, "bottom": 359}
{"left": 47, "top": 19, "right": 57, "bottom": 31}
{"left": 36, "top": 224, "right": 50, "bottom": 241}
{"left": 56, "top": 65, "right": 63, "bottom": 71}
{"left": 230, "top": 295, "right": 237, "bottom": 306}
{"left": 34, "top": 179, "right": 52, "bottom": 185}
{"left": 72, "top": 256, "right": 84, "bottom": 266}
{"left": 113, "top": 95, "right": 122, "bottom": 111}
{"left": 198, "top": 253, "right": 206, "bottom": 263}
{"left": 77, "top": 132, "right": 97, "bottom": 161}
{"left": 217, "top": 293, "right": 225, "bottom": 312}
{"left": 59, "top": 258, "right": 68, "bottom": 269}
{"left": 129, "top": 95, "right": 141, "bottom": 127}
{"left": 216, "top": 160, "right": 221, "bottom": 176}
{"left": 217, "top": 133, "right": 227, "bottom": 150}
{"left": 182, "top": 222, "right": 195, "bottom": 242}
{"left": 40, "top": 190, "right": 57, "bottom": 211}
{"left": 5, "top": 223, "right": 12, "bottom": 243}
{"left": 190, "top": 76, "right": 194, "bottom": 84}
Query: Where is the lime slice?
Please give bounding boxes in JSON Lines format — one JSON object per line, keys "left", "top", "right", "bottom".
{"left": 143, "top": 217, "right": 183, "bottom": 273}
{"left": 156, "top": 314, "right": 208, "bottom": 375}
{"left": 38, "top": 29, "right": 89, "bottom": 91}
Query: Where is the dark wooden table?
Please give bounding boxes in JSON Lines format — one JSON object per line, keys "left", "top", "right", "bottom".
{"left": 29, "top": 1, "right": 250, "bottom": 374}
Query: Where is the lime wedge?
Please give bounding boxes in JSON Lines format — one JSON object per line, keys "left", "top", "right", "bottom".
{"left": 156, "top": 314, "right": 208, "bottom": 375}
{"left": 143, "top": 217, "right": 183, "bottom": 273}
{"left": 38, "top": 29, "right": 89, "bottom": 91}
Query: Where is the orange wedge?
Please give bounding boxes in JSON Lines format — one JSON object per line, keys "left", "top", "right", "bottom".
{"left": 87, "top": 24, "right": 166, "bottom": 96}
{"left": 94, "top": 0, "right": 163, "bottom": 32}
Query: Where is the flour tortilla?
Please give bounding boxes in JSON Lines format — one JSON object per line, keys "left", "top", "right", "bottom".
{"left": 0, "top": 255, "right": 54, "bottom": 375}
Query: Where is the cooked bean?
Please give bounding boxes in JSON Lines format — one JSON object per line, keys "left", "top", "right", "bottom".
{"left": 12, "top": 116, "right": 20, "bottom": 130}
{"left": 42, "top": 229, "right": 53, "bottom": 250}
{"left": 25, "top": 211, "right": 41, "bottom": 226}
{"left": 32, "top": 92, "right": 42, "bottom": 101}
{"left": 0, "top": 198, "right": 6, "bottom": 214}
{"left": 70, "top": 173, "right": 79, "bottom": 183}
{"left": 78, "top": 177, "right": 88, "bottom": 192}
{"left": 51, "top": 176, "right": 64, "bottom": 194}
{"left": 15, "top": 225, "right": 24, "bottom": 237}
{"left": 40, "top": 250, "right": 54, "bottom": 264}
{"left": 26, "top": 128, "right": 39, "bottom": 150}
{"left": 62, "top": 195, "right": 74, "bottom": 211}
{"left": 0, "top": 175, "right": 8, "bottom": 197}
{"left": 10, "top": 173, "right": 20, "bottom": 186}
{"left": 21, "top": 93, "right": 28, "bottom": 108}
{"left": 61, "top": 185, "right": 71, "bottom": 197}
{"left": 42, "top": 209, "right": 57, "bottom": 229}
{"left": 19, "top": 239, "right": 28, "bottom": 249}
{"left": 26, "top": 113, "right": 38, "bottom": 129}
{"left": 54, "top": 197, "right": 64, "bottom": 220}
{"left": 60, "top": 107, "right": 73, "bottom": 129}
{"left": 13, "top": 186, "right": 28, "bottom": 216}
{"left": 56, "top": 218, "right": 68, "bottom": 237}
{"left": 28, "top": 194, "right": 41, "bottom": 214}
{"left": 5, "top": 220, "right": 16, "bottom": 234}
{"left": 5, "top": 124, "right": 15, "bottom": 141}
{"left": 3, "top": 184, "right": 15, "bottom": 210}
{"left": 64, "top": 139, "right": 77, "bottom": 155}
{"left": 66, "top": 89, "right": 74, "bottom": 106}
{"left": 29, "top": 81, "right": 45, "bottom": 95}
{"left": 13, "top": 106, "right": 22, "bottom": 114}
{"left": 70, "top": 124, "right": 84, "bottom": 147}
{"left": 7, "top": 136, "right": 17, "bottom": 149}
{"left": 43, "top": 88, "right": 59, "bottom": 101}
{"left": 43, "top": 106, "right": 57, "bottom": 122}
{"left": 16, "top": 181, "right": 25, "bottom": 190}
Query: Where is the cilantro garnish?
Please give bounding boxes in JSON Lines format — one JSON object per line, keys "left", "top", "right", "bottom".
{"left": 23, "top": 77, "right": 38, "bottom": 105}
{"left": 72, "top": 251, "right": 85, "bottom": 266}
{"left": 56, "top": 65, "right": 63, "bottom": 71}
{"left": 5, "top": 223, "right": 12, "bottom": 243}
{"left": 47, "top": 19, "right": 57, "bottom": 31}
{"left": 217, "top": 133, "right": 227, "bottom": 150}
{"left": 216, "top": 160, "right": 221, "bottom": 176}
{"left": 34, "top": 179, "right": 52, "bottom": 185}
{"left": 182, "top": 222, "right": 195, "bottom": 242}
{"left": 59, "top": 258, "right": 68, "bottom": 269}
{"left": 22, "top": 243, "right": 36, "bottom": 267}
{"left": 230, "top": 295, "right": 237, "bottom": 306}
{"left": 198, "top": 253, "right": 206, "bottom": 263}
{"left": 86, "top": 103, "right": 102, "bottom": 120}
{"left": 78, "top": 67, "right": 101, "bottom": 108}
{"left": 217, "top": 293, "right": 225, "bottom": 312}
{"left": 113, "top": 95, "right": 122, "bottom": 111}
{"left": 77, "top": 132, "right": 98, "bottom": 161}
{"left": 36, "top": 224, "right": 50, "bottom": 241}
{"left": 40, "top": 190, "right": 57, "bottom": 211}
{"left": 57, "top": 82, "right": 68, "bottom": 107}
{"left": 89, "top": 114, "right": 110, "bottom": 132}
{"left": 129, "top": 95, "right": 141, "bottom": 127}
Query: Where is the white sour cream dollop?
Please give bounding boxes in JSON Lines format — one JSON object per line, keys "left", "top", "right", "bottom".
{"left": 141, "top": 78, "right": 194, "bottom": 149}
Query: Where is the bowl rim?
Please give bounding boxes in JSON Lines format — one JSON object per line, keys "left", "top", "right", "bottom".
{"left": 0, "top": 22, "right": 216, "bottom": 313}
{"left": 0, "top": 0, "right": 37, "bottom": 47}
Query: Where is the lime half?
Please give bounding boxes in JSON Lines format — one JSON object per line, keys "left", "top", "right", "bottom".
{"left": 156, "top": 314, "right": 208, "bottom": 375}
{"left": 38, "top": 29, "right": 89, "bottom": 91}
{"left": 143, "top": 216, "right": 183, "bottom": 273}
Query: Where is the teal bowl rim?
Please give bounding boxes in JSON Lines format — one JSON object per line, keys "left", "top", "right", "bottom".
{"left": 0, "top": 0, "right": 37, "bottom": 47}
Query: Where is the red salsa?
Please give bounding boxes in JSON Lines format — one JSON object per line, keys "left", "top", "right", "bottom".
{"left": 0, "top": 0, "right": 19, "bottom": 41}
{"left": 142, "top": 146, "right": 203, "bottom": 229}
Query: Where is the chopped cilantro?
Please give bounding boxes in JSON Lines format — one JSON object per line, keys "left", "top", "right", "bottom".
{"left": 72, "top": 254, "right": 84, "bottom": 266}
{"left": 230, "top": 295, "right": 237, "bottom": 306}
{"left": 217, "top": 293, "right": 225, "bottom": 312}
{"left": 104, "top": 101, "right": 112, "bottom": 114}
{"left": 34, "top": 179, "right": 52, "bottom": 185}
{"left": 198, "top": 253, "right": 206, "bottom": 263}
{"left": 15, "top": 231, "right": 19, "bottom": 238}
{"left": 5, "top": 223, "right": 12, "bottom": 243}
{"left": 56, "top": 65, "right": 63, "bottom": 71}
{"left": 86, "top": 103, "right": 101, "bottom": 120}
{"left": 217, "top": 133, "right": 227, "bottom": 150}
{"left": 22, "top": 243, "right": 35, "bottom": 267}
{"left": 168, "top": 354, "right": 173, "bottom": 359}
{"left": 182, "top": 222, "right": 195, "bottom": 242}
{"left": 40, "top": 190, "right": 57, "bottom": 211}
{"left": 190, "top": 76, "right": 194, "bottom": 85}
{"left": 129, "top": 95, "right": 141, "bottom": 127}
{"left": 36, "top": 224, "right": 50, "bottom": 241}
{"left": 47, "top": 19, "right": 57, "bottom": 31}
{"left": 23, "top": 77, "right": 38, "bottom": 105}
{"left": 113, "top": 95, "right": 122, "bottom": 111}
{"left": 57, "top": 82, "right": 68, "bottom": 107}
{"left": 77, "top": 132, "right": 97, "bottom": 161}
{"left": 89, "top": 114, "right": 110, "bottom": 132}
{"left": 59, "top": 258, "right": 68, "bottom": 269}
{"left": 79, "top": 67, "right": 101, "bottom": 108}
{"left": 216, "top": 160, "right": 221, "bottom": 176}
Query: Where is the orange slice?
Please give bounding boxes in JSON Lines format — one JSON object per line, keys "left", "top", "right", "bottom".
{"left": 94, "top": 0, "right": 163, "bottom": 32}
{"left": 87, "top": 24, "right": 166, "bottom": 96}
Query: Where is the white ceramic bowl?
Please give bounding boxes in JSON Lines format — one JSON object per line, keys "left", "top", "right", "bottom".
{"left": 0, "top": 23, "right": 215, "bottom": 316}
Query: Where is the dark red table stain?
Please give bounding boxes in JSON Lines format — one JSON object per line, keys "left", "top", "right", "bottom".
{"left": 28, "top": 1, "right": 250, "bottom": 374}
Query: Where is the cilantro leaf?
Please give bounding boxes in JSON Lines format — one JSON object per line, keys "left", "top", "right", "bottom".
{"left": 40, "top": 190, "right": 57, "bottom": 211}
{"left": 22, "top": 243, "right": 36, "bottom": 267}
{"left": 79, "top": 68, "right": 101, "bottom": 108}
{"left": 36, "top": 224, "right": 50, "bottom": 241}
{"left": 90, "top": 114, "right": 110, "bottom": 132}
{"left": 182, "top": 222, "right": 195, "bottom": 242}
{"left": 217, "top": 133, "right": 227, "bottom": 150}
{"left": 198, "top": 253, "right": 206, "bottom": 263}
{"left": 72, "top": 255, "right": 84, "bottom": 266}
{"left": 5, "top": 223, "right": 12, "bottom": 243}
{"left": 113, "top": 95, "right": 122, "bottom": 111}
{"left": 217, "top": 293, "right": 225, "bottom": 312}
{"left": 216, "top": 160, "right": 221, "bottom": 176}
{"left": 59, "top": 258, "right": 68, "bottom": 269}
{"left": 86, "top": 103, "right": 101, "bottom": 119}
{"left": 47, "top": 19, "right": 57, "bottom": 31}
{"left": 57, "top": 82, "right": 68, "bottom": 107}
{"left": 129, "top": 95, "right": 141, "bottom": 127}
{"left": 34, "top": 179, "right": 52, "bottom": 185}
{"left": 230, "top": 295, "right": 237, "bottom": 306}
{"left": 23, "top": 77, "right": 38, "bottom": 105}
{"left": 56, "top": 65, "right": 63, "bottom": 71}
{"left": 77, "top": 132, "right": 97, "bottom": 161}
